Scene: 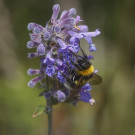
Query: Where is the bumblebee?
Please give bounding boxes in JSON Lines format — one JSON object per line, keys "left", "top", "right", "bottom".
{"left": 62, "top": 47, "right": 102, "bottom": 102}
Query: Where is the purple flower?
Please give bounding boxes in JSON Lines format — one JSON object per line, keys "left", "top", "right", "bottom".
{"left": 37, "top": 44, "right": 45, "bottom": 56}
{"left": 57, "top": 71, "right": 65, "bottom": 83}
{"left": 78, "top": 83, "right": 92, "bottom": 103}
{"left": 27, "top": 41, "right": 39, "bottom": 49}
{"left": 51, "top": 4, "right": 60, "bottom": 23}
{"left": 30, "top": 34, "right": 41, "bottom": 43}
{"left": 56, "top": 90, "right": 66, "bottom": 102}
{"left": 69, "top": 43, "right": 79, "bottom": 53}
{"left": 78, "top": 25, "right": 88, "bottom": 32}
{"left": 28, "top": 76, "right": 43, "bottom": 88}
{"left": 27, "top": 4, "right": 101, "bottom": 105}
{"left": 27, "top": 23, "right": 37, "bottom": 31}
{"left": 68, "top": 29, "right": 100, "bottom": 46}
{"left": 43, "top": 51, "right": 55, "bottom": 65}
{"left": 43, "top": 31, "right": 51, "bottom": 41}
{"left": 27, "top": 68, "right": 40, "bottom": 76}
{"left": 69, "top": 8, "right": 76, "bottom": 16}
{"left": 75, "top": 15, "right": 80, "bottom": 24}
{"left": 53, "top": 26, "right": 61, "bottom": 33}
{"left": 89, "top": 44, "right": 96, "bottom": 52}
{"left": 81, "top": 83, "right": 91, "bottom": 92}
{"left": 33, "top": 25, "right": 44, "bottom": 34}
{"left": 57, "top": 38, "right": 67, "bottom": 50}
{"left": 80, "top": 91, "right": 91, "bottom": 103}
{"left": 87, "top": 55, "right": 93, "bottom": 60}
{"left": 70, "top": 37, "right": 79, "bottom": 44}
{"left": 45, "top": 65, "right": 56, "bottom": 77}
{"left": 56, "top": 59, "right": 63, "bottom": 66}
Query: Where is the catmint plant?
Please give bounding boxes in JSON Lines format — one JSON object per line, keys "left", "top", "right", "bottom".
{"left": 27, "top": 4, "right": 101, "bottom": 135}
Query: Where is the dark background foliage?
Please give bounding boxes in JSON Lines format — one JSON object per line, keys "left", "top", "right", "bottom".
{"left": 0, "top": 0, "right": 135, "bottom": 135}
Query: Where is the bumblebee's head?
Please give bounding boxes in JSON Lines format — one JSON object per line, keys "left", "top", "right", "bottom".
{"left": 76, "top": 55, "right": 91, "bottom": 70}
{"left": 69, "top": 49, "right": 91, "bottom": 70}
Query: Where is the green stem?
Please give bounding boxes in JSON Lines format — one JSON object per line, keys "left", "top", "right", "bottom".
{"left": 47, "top": 109, "right": 52, "bottom": 135}
{"left": 46, "top": 76, "right": 53, "bottom": 135}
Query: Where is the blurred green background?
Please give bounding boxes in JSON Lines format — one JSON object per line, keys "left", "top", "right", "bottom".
{"left": 0, "top": 0, "right": 135, "bottom": 135}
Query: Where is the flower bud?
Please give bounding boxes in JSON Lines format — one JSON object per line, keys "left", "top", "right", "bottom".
{"left": 56, "top": 90, "right": 66, "bottom": 102}
{"left": 37, "top": 44, "right": 45, "bottom": 56}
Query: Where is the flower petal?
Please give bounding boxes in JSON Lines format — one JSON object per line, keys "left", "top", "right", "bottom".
{"left": 68, "top": 31, "right": 83, "bottom": 38}
{"left": 89, "top": 44, "right": 96, "bottom": 52}
{"left": 45, "top": 65, "right": 56, "bottom": 77}
{"left": 81, "top": 83, "right": 91, "bottom": 92}
{"left": 80, "top": 91, "right": 91, "bottom": 103}
{"left": 51, "top": 4, "right": 60, "bottom": 23}
{"left": 37, "top": 44, "right": 45, "bottom": 56}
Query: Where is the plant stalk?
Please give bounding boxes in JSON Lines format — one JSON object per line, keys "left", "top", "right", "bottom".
{"left": 46, "top": 76, "right": 53, "bottom": 135}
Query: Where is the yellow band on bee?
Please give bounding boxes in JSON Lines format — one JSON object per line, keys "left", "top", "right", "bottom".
{"left": 78, "top": 65, "right": 94, "bottom": 76}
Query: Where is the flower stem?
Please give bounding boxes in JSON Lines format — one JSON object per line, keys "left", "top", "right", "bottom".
{"left": 47, "top": 108, "right": 52, "bottom": 135}
{"left": 46, "top": 76, "right": 53, "bottom": 135}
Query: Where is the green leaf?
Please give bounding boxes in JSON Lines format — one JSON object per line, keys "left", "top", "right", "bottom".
{"left": 32, "top": 105, "right": 45, "bottom": 117}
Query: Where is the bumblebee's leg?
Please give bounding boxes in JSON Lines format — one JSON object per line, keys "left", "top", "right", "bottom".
{"left": 60, "top": 71, "right": 77, "bottom": 88}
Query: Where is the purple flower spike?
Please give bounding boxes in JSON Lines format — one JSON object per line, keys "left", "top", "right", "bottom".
{"left": 45, "top": 65, "right": 56, "bottom": 77}
{"left": 27, "top": 4, "right": 101, "bottom": 105}
{"left": 56, "top": 90, "right": 66, "bottom": 102}
{"left": 37, "top": 44, "right": 45, "bottom": 56}
{"left": 51, "top": 4, "right": 60, "bottom": 23}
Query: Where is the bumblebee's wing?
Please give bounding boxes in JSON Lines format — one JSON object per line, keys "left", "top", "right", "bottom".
{"left": 89, "top": 73, "right": 102, "bottom": 85}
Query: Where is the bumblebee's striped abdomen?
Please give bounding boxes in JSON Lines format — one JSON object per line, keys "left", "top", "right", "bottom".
{"left": 78, "top": 65, "right": 94, "bottom": 76}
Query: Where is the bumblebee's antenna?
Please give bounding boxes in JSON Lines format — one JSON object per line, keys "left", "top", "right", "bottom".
{"left": 68, "top": 49, "right": 78, "bottom": 57}
{"left": 78, "top": 43, "right": 88, "bottom": 59}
